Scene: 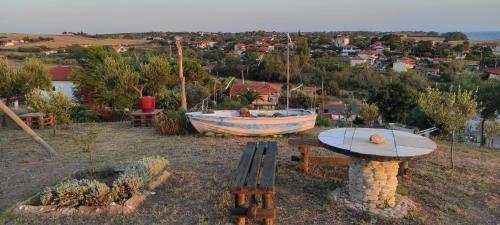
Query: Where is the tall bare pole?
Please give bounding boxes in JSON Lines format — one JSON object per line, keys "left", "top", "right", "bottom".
{"left": 175, "top": 36, "right": 187, "bottom": 111}
{"left": 286, "top": 33, "right": 291, "bottom": 114}
{"left": 0, "top": 101, "right": 57, "bottom": 156}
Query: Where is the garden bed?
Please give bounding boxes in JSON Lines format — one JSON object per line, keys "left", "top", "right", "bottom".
{"left": 13, "top": 157, "right": 171, "bottom": 217}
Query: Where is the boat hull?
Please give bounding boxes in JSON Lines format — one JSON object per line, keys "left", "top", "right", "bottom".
{"left": 186, "top": 110, "right": 317, "bottom": 136}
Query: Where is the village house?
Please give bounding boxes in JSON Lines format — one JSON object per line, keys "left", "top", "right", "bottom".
{"left": 321, "top": 101, "right": 361, "bottom": 121}
{"left": 332, "top": 35, "right": 350, "bottom": 47}
{"left": 49, "top": 65, "right": 76, "bottom": 99}
{"left": 357, "top": 50, "right": 379, "bottom": 64}
{"left": 113, "top": 46, "right": 128, "bottom": 53}
{"left": 234, "top": 43, "right": 246, "bottom": 55}
{"left": 341, "top": 44, "right": 360, "bottom": 56}
{"left": 393, "top": 57, "right": 416, "bottom": 73}
{"left": 350, "top": 56, "right": 368, "bottom": 67}
{"left": 197, "top": 40, "right": 217, "bottom": 49}
{"left": 229, "top": 82, "right": 281, "bottom": 110}
{"left": 421, "top": 67, "right": 440, "bottom": 77}
{"left": 369, "top": 41, "right": 390, "bottom": 55}
{"left": 480, "top": 68, "right": 500, "bottom": 80}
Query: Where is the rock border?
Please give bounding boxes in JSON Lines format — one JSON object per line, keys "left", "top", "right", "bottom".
{"left": 331, "top": 187, "right": 416, "bottom": 218}
{"left": 14, "top": 170, "right": 171, "bottom": 217}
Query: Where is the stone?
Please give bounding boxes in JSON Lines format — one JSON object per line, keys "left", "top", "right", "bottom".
{"left": 78, "top": 206, "right": 97, "bottom": 216}
{"left": 61, "top": 207, "right": 76, "bottom": 216}
{"left": 124, "top": 193, "right": 145, "bottom": 209}
{"left": 205, "top": 131, "right": 215, "bottom": 137}
{"left": 215, "top": 133, "right": 224, "bottom": 137}
{"left": 370, "top": 134, "right": 385, "bottom": 144}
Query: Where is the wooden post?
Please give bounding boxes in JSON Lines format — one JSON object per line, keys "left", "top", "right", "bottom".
{"left": 298, "top": 145, "right": 310, "bottom": 173}
{"left": 0, "top": 101, "right": 57, "bottom": 156}
{"left": 236, "top": 193, "right": 246, "bottom": 225}
{"left": 263, "top": 193, "right": 274, "bottom": 225}
{"left": 175, "top": 36, "right": 188, "bottom": 111}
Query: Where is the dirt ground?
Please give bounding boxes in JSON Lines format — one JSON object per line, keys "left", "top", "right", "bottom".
{"left": 0, "top": 122, "right": 499, "bottom": 225}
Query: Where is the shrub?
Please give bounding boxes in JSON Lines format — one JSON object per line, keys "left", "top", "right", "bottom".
{"left": 156, "top": 110, "right": 188, "bottom": 135}
{"left": 70, "top": 106, "right": 100, "bottom": 123}
{"left": 316, "top": 116, "right": 333, "bottom": 127}
{"left": 40, "top": 179, "right": 112, "bottom": 207}
{"left": 25, "top": 89, "right": 73, "bottom": 126}
{"left": 215, "top": 98, "right": 245, "bottom": 110}
{"left": 112, "top": 156, "right": 169, "bottom": 202}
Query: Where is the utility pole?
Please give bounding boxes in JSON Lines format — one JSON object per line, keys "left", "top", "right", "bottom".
{"left": 175, "top": 36, "right": 187, "bottom": 111}
{"left": 286, "top": 33, "right": 291, "bottom": 114}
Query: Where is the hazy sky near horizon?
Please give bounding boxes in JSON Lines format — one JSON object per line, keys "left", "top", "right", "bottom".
{"left": 1, "top": 0, "right": 499, "bottom": 34}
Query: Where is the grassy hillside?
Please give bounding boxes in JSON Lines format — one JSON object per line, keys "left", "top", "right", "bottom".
{"left": 0, "top": 123, "right": 498, "bottom": 224}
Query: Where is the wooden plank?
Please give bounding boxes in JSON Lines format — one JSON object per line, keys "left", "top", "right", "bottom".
{"left": 230, "top": 208, "right": 275, "bottom": 218}
{"left": 260, "top": 142, "right": 277, "bottom": 190}
{"left": 288, "top": 138, "right": 321, "bottom": 147}
{"left": 246, "top": 142, "right": 266, "bottom": 189}
{"left": 231, "top": 142, "right": 257, "bottom": 189}
{"left": 308, "top": 156, "right": 350, "bottom": 165}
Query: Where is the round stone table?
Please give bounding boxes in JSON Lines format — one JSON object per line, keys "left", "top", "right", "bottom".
{"left": 318, "top": 128, "right": 437, "bottom": 216}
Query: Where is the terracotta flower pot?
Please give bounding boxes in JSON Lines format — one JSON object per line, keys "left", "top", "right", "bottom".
{"left": 140, "top": 96, "right": 156, "bottom": 112}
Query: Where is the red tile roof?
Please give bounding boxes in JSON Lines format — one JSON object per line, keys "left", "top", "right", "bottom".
{"left": 358, "top": 50, "right": 378, "bottom": 56}
{"left": 49, "top": 66, "right": 73, "bottom": 81}
{"left": 229, "top": 82, "right": 281, "bottom": 97}
{"left": 344, "top": 44, "right": 359, "bottom": 49}
{"left": 486, "top": 68, "right": 500, "bottom": 75}
{"left": 397, "top": 57, "right": 416, "bottom": 65}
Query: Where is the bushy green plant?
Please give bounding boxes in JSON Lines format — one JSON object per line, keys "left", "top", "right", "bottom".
{"left": 315, "top": 116, "right": 332, "bottom": 127}
{"left": 69, "top": 106, "right": 100, "bottom": 123}
{"left": 25, "top": 89, "right": 74, "bottom": 127}
{"left": 156, "top": 110, "right": 188, "bottom": 135}
{"left": 40, "top": 179, "right": 112, "bottom": 207}
{"left": 215, "top": 97, "right": 245, "bottom": 110}
{"left": 111, "top": 156, "right": 169, "bottom": 202}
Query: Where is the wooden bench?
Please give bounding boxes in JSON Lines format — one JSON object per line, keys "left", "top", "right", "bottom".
{"left": 230, "top": 142, "right": 277, "bottom": 225}
{"left": 289, "top": 138, "right": 350, "bottom": 173}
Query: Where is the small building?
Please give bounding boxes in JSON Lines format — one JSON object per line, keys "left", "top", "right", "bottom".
{"left": 332, "top": 36, "right": 350, "bottom": 48}
{"left": 49, "top": 66, "right": 75, "bottom": 99}
{"left": 358, "top": 50, "right": 379, "bottom": 64}
{"left": 422, "top": 67, "right": 440, "bottom": 77}
{"left": 113, "top": 46, "right": 128, "bottom": 53}
{"left": 350, "top": 56, "right": 368, "bottom": 67}
{"left": 197, "top": 40, "right": 217, "bottom": 49}
{"left": 480, "top": 68, "right": 500, "bottom": 80}
{"left": 229, "top": 82, "right": 281, "bottom": 110}
{"left": 393, "top": 57, "right": 416, "bottom": 73}
{"left": 341, "top": 44, "right": 360, "bottom": 56}
{"left": 369, "top": 41, "right": 390, "bottom": 55}
{"left": 234, "top": 43, "right": 246, "bottom": 54}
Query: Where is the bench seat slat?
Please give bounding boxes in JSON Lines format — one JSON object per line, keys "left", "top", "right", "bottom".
{"left": 246, "top": 142, "right": 267, "bottom": 189}
{"left": 231, "top": 142, "right": 257, "bottom": 188}
{"left": 260, "top": 142, "right": 277, "bottom": 190}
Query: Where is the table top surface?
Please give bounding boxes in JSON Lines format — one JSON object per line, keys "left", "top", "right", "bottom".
{"left": 318, "top": 128, "right": 437, "bottom": 160}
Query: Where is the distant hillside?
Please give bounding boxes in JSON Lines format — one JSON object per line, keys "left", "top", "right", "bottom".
{"left": 0, "top": 33, "right": 147, "bottom": 49}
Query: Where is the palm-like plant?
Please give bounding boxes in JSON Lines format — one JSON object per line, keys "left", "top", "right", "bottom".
{"left": 238, "top": 89, "right": 263, "bottom": 105}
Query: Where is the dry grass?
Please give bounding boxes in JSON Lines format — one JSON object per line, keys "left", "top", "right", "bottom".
{"left": 0, "top": 33, "right": 146, "bottom": 49}
{"left": 0, "top": 123, "right": 499, "bottom": 225}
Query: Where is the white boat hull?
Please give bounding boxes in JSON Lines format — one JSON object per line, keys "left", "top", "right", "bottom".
{"left": 185, "top": 110, "right": 317, "bottom": 136}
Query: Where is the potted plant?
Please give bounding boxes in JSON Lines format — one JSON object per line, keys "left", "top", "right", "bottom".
{"left": 128, "top": 56, "right": 170, "bottom": 112}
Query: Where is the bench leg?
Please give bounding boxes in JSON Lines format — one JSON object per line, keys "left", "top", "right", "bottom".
{"left": 262, "top": 193, "right": 274, "bottom": 225}
{"left": 235, "top": 193, "right": 246, "bottom": 225}
{"left": 298, "top": 145, "right": 310, "bottom": 173}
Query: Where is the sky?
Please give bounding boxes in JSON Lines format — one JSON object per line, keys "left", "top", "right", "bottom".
{"left": 1, "top": 0, "right": 499, "bottom": 34}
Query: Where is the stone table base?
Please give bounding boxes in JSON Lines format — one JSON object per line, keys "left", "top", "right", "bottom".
{"left": 331, "top": 188, "right": 416, "bottom": 218}
{"left": 348, "top": 158, "right": 399, "bottom": 208}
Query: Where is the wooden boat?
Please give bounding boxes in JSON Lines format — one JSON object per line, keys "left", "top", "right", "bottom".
{"left": 185, "top": 109, "right": 317, "bottom": 136}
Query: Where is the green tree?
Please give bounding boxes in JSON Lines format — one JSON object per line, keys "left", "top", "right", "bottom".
{"left": 25, "top": 89, "right": 74, "bottom": 134}
{"left": 360, "top": 103, "right": 380, "bottom": 127}
{"left": 71, "top": 123, "right": 99, "bottom": 174}
{"left": 238, "top": 89, "right": 263, "bottom": 106}
{"left": 95, "top": 57, "right": 138, "bottom": 110}
{"left": 129, "top": 55, "right": 171, "bottom": 97}
{"left": 418, "top": 87, "right": 478, "bottom": 169}
{"left": 484, "top": 120, "right": 500, "bottom": 148}
{"left": 369, "top": 82, "right": 417, "bottom": 123}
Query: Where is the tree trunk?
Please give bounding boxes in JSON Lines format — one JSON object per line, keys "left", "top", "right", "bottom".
{"left": 480, "top": 117, "right": 486, "bottom": 146}
{"left": 450, "top": 131, "right": 455, "bottom": 169}
{"left": 175, "top": 36, "right": 188, "bottom": 111}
